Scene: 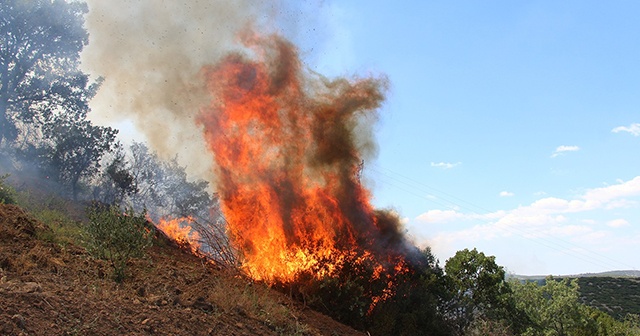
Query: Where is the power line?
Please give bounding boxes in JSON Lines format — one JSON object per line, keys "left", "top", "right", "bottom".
{"left": 367, "top": 163, "right": 639, "bottom": 272}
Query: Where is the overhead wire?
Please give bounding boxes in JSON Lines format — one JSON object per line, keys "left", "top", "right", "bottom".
{"left": 367, "top": 163, "right": 639, "bottom": 272}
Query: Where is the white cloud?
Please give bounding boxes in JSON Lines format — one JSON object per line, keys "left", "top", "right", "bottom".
{"left": 607, "top": 219, "right": 630, "bottom": 228}
{"left": 499, "top": 191, "right": 514, "bottom": 197}
{"left": 430, "top": 162, "right": 461, "bottom": 169}
{"left": 582, "top": 176, "right": 640, "bottom": 204}
{"left": 551, "top": 145, "right": 580, "bottom": 158}
{"left": 612, "top": 123, "right": 640, "bottom": 136}
{"left": 410, "top": 176, "right": 640, "bottom": 261}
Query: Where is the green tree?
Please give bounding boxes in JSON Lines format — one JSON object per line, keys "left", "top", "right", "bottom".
{"left": 40, "top": 109, "right": 117, "bottom": 200}
{"left": 444, "top": 248, "right": 521, "bottom": 335}
{"left": 0, "top": 0, "right": 90, "bottom": 147}
{"left": 511, "top": 277, "right": 597, "bottom": 336}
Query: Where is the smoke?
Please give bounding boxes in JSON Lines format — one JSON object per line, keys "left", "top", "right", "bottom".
{"left": 81, "top": 0, "right": 275, "bottom": 182}
{"left": 81, "top": 1, "right": 415, "bottom": 283}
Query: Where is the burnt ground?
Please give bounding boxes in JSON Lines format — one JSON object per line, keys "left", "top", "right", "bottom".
{"left": 0, "top": 204, "right": 365, "bottom": 336}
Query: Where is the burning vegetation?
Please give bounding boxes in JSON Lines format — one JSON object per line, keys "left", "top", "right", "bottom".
{"left": 196, "top": 30, "right": 416, "bottom": 312}
{"left": 154, "top": 217, "right": 201, "bottom": 254}
{"left": 199, "top": 32, "right": 405, "bottom": 277}
{"left": 6, "top": 2, "right": 639, "bottom": 335}
{"left": 0, "top": 0, "right": 509, "bottom": 333}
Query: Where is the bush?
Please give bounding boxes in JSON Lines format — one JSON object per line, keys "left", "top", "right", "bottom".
{"left": 86, "top": 204, "right": 153, "bottom": 282}
{"left": 0, "top": 174, "right": 17, "bottom": 204}
{"left": 34, "top": 208, "right": 86, "bottom": 247}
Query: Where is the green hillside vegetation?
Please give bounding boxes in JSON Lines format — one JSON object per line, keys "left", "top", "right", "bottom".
{"left": 577, "top": 277, "right": 640, "bottom": 320}
{"left": 512, "top": 274, "right": 640, "bottom": 321}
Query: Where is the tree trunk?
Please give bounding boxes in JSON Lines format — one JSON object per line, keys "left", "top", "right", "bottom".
{"left": 71, "top": 174, "right": 80, "bottom": 201}
{"left": 0, "top": 97, "right": 8, "bottom": 147}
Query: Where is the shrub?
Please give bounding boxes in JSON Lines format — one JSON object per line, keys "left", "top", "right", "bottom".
{"left": 34, "top": 208, "right": 86, "bottom": 247}
{"left": 0, "top": 174, "right": 17, "bottom": 204}
{"left": 86, "top": 204, "right": 153, "bottom": 282}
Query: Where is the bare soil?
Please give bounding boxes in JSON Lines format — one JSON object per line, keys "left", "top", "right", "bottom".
{"left": 0, "top": 204, "right": 365, "bottom": 336}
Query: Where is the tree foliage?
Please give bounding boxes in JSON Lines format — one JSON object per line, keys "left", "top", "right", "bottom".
{"left": 0, "top": 174, "right": 17, "bottom": 204}
{"left": 39, "top": 103, "right": 117, "bottom": 200}
{"left": 0, "top": 0, "right": 90, "bottom": 145}
{"left": 444, "top": 248, "right": 522, "bottom": 334}
{"left": 98, "top": 143, "right": 139, "bottom": 205}
{"left": 125, "top": 142, "right": 213, "bottom": 219}
{"left": 1, "top": 0, "right": 117, "bottom": 200}
{"left": 509, "top": 276, "right": 640, "bottom": 336}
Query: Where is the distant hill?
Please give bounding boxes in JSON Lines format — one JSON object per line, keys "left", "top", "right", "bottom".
{"left": 577, "top": 276, "right": 640, "bottom": 320}
{"left": 510, "top": 271, "right": 640, "bottom": 320}
{"left": 511, "top": 270, "right": 640, "bottom": 280}
{"left": 575, "top": 270, "right": 640, "bottom": 278}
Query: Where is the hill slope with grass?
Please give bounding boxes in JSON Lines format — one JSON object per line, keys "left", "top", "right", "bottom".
{"left": 0, "top": 203, "right": 364, "bottom": 336}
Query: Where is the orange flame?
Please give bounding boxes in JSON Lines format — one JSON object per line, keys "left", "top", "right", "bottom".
{"left": 197, "top": 30, "right": 409, "bottom": 297}
{"left": 155, "top": 217, "right": 201, "bottom": 254}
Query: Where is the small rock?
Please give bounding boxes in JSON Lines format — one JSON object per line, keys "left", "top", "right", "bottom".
{"left": 192, "top": 297, "right": 216, "bottom": 312}
{"left": 12, "top": 314, "right": 25, "bottom": 329}
{"left": 22, "top": 282, "right": 41, "bottom": 293}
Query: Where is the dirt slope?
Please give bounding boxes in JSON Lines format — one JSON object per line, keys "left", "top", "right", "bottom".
{"left": 0, "top": 204, "right": 365, "bottom": 336}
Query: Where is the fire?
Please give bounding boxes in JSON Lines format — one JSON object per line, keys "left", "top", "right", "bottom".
{"left": 154, "top": 217, "right": 201, "bottom": 254}
{"left": 197, "top": 30, "right": 410, "bottom": 295}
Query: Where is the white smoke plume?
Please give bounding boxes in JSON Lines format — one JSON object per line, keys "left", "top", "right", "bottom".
{"left": 81, "top": 0, "right": 277, "bottom": 182}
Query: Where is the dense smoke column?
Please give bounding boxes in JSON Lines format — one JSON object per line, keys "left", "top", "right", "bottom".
{"left": 82, "top": 0, "right": 265, "bottom": 181}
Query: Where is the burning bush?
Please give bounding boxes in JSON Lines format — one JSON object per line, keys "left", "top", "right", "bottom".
{"left": 192, "top": 30, "right": 436, "bottom": 332}
{"left": 199, "top": 30, "right": 407, "bottom": 284}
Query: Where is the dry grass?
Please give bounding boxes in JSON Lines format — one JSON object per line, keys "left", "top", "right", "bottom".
{"left": 0, "top": 188, "right": 362, "bottom": 335}
{"left": 206, "top": 272, "right": 312, "bottom": 334}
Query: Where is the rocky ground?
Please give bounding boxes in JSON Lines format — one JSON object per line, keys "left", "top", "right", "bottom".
{"left": 0, "top": 204, "right": 365, "bottom": 336}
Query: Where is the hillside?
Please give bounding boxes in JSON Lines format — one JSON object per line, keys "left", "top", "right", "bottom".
{"left": 577, "top": 277, "right": 640, "bottom": 320}
{"left": 513, "top": 274, "right": 640, "bottom": 320}
{"left": 0, "top": 203, "right": 364, "bottom": 336}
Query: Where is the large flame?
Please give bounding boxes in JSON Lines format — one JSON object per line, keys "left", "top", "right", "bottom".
{"left": 197, "top": 31, "right": 408, "bottom": 286}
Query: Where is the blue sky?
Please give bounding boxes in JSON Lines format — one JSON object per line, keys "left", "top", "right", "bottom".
{"left": 84, "top": 1, "right": 639, "bottom": 276}
{"left": 288, "top": 1, "right": 640, "bottom": 275}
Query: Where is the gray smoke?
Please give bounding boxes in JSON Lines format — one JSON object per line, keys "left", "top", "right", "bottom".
{"left": 81, "top": 0, "right": 276, "bottom": 182}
